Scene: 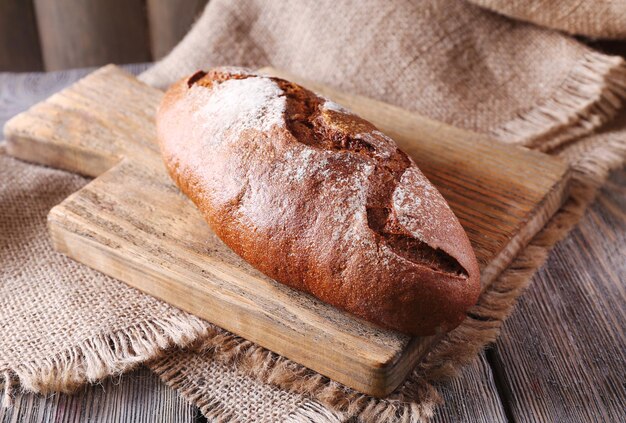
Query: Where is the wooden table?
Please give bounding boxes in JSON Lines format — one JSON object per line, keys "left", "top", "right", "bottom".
{"left": 1, "top": 68, "right": 624, "bottom": 423}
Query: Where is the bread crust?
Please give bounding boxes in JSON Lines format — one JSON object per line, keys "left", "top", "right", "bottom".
{"left": 157, "top": 68, "right": 481, "bottom": 336}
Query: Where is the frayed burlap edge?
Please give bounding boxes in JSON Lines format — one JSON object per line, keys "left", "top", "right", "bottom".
{"left": 0, "top": 314, "right": 209, "bottom": 408}
{"left": 285, "top": 402, "right": 346, "bottom": 423}
{"left": 492, "top": 51, "right": 626, "bottom": 151}
{"left": 150, "top": 330, "right": 442, "bottom": 423}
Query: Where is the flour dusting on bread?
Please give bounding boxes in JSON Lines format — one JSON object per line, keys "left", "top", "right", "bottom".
{"left": 188, "top": 76, "right": 286, "bottom": 146}
{"left": 321, "top": 100, "right": 350, "bottom": 114}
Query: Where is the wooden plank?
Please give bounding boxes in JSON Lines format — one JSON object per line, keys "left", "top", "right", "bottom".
{"left": 33, "top": 0, "right": 151, "bottom": 71}
{"left": 147, "top": 0, "right": 208, "bottom": 59}
{"left": 0, "top": 0, "right": 43, "bottom": 71}
{"left": 0, "top": 64, "right": 151, "bottom": 135}
{"left": 432, "top": 353, "right": 508, "bottom": 423}
{"left": 491, "top": 168, "right": 626, "bottom": 422}
{"left": 3, "top": 65, "right": 569, "bottom": 397}
{"left": 0, "top": 367, "right": 198, "bottom": 423}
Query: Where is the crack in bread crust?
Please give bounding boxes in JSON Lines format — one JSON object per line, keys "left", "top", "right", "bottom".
{"left": 274, "top": 78, "right": 469, "bottom": 278}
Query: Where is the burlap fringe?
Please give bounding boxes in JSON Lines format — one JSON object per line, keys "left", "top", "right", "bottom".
{"left": 151, "top": 329, "right": 442, "bottom": 423}
{"left": 286, "top": 401, "right": 346, "bottom": 423}
{"left": 0, "top": 314, "right": 208, "bottom": 407}
{"left": 492, "top": 51, "right": 626, "bottom": 151}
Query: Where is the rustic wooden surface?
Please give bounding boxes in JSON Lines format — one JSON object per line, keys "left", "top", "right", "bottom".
{"left": 3, "top": 65, "right": 568, "bottom": 397}
{"left": 33, "top": 0, "right": 151, "bottom": 71}
{"left": 491, "top": 168, "right": 626, "bottom": 423}
{"left": 0, "top": 69, "right": 623, "bottom": 422}
{"left": 147, "top": 0, "right": 209, "bottom": 59}
{"left": 0, "top": 367, "right": 202, "bottom": 423}
{"left": 432, "top": 352, "right": 508, "bottom": 423}
{"left": 0, "top": 0, "right": 211, "bottom": 71}
{"left": 0, "top": 0, "right": 42, "bottom": 71}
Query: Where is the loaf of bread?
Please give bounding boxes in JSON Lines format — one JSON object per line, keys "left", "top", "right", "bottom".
{"left": 157, "top": 68, "right": 481, "bottom": 336}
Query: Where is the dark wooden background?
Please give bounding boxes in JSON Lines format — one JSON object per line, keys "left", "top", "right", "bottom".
{"left": 0, "top": 0, "right": 209, "bottom": 72}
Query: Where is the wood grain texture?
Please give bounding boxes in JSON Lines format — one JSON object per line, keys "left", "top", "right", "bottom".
{"left": 492, "top": 168, "right": 626, "bottom": 423}
{"left": 3, "top": 65, "right": 569, "bottom": 397}
{"left": 33, "top": 0, "right": 151, "bottom": 71}
{"left": 0, "top": 0, "right": 43, "bottom": 71}
{"left": 432, "top": 352, "right": 508, "bottom": 423}
{"left": 147, "top": 0, "right": 209, "bottom": 59}
{"left": 0, "top": 367, "right": 198, "bottom": 423}
{"left": 0, "top": 64, "right": 150, "bottom": 133}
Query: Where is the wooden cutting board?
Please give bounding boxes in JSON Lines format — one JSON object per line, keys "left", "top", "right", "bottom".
{"left": 3, "top": 65, "right": 569, "bottom": 397}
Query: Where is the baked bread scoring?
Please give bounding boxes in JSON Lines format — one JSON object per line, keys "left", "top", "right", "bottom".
{"left": 157, "top": 68, "right": 481, "bottom": 336}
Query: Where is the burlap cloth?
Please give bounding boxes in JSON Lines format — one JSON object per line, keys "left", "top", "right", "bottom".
{"left": 2, "top": 1, "right": 626, "bottom": 421}
{"left": 467, "top": 0, "right": 626, "bottom": 39}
